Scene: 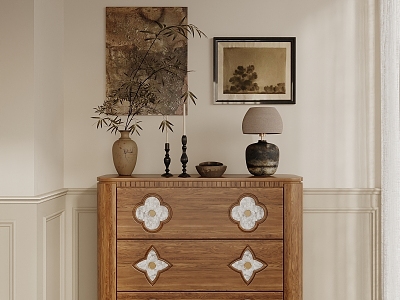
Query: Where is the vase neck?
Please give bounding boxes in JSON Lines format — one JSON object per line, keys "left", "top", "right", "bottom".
{"left": 119, "top": 130, "right": 130, "bottom": 139}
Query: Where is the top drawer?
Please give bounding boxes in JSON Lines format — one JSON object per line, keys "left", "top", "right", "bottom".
{"left": 117, "top": 187, "right": 283, "bottom": 239}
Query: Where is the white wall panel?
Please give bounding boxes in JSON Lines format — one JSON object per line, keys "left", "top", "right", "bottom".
{"left": 73, "top": 208, "right": 97, "bottom": 300}
{"left": 304, "top": 189, "right": 380, "bottom": 300}
{"left": 0, "top": 205, "right": 37, "bottom": 300}
{"left": 65, "top": 189, "right": 97, "bottom": 300}
{"left": 36, "top": 192, "right": 66, "bottom": 300}
{"left": 43, "top": 211, "right": 65, "bottom": 300}
{"left": 0, "top": 188, "right": 382, "bottom": 299}
{"left": 0, "top": 222, "right": 14, "bottom": 300}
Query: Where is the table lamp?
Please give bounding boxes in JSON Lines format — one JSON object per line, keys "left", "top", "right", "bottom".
{"left": 242, "top": 107, "right": 283, "bottom": 176}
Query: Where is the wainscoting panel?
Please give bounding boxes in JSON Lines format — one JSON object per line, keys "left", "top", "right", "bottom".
{"left": 0, "top": 222, "right": 14, "bottom": 300}
{"left": 43, "top": 211, "right": 65, "bottom": 300}
{"left": 66, "top": 189, "right": 97, "bottom": 300}
{"left": 37, "top": 192, "right": 67, "bottom": 300}
{"left": 73, "top": 208, "right": 97, "bottom": 300}
{"left": 303, "top": 189, "right": 380, "bottom": 300}
{"left": 0, "top": 188, "right": 381, "bottom": 300}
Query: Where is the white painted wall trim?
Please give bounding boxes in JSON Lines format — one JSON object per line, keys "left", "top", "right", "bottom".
{"left": 305, "top": 188, "right": 381, "bottom": 195}
{"left": 0, "top": 188, "right": 382, "bottom": 199}
{"left": 0, "top": 187, "right": 382, "bottom": 300}
{"left": 72, "top": 207, "right": 97, "bottom": 300}
{"left": 0, "top": 221, "right": 15, "bottom": 300}
{"left": 66, "top": 188, "right": 97, "bottom": 196}
{"left": 0, "top": 189, "right": 68, "bottom": 204}
{"left": 42, "top": 210, "right": 65, "bottom": 300}
{"left": 304, "top": 188, "right": 381, "bottom": 300}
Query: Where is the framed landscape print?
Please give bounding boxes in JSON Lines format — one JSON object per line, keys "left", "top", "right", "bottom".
{"left": 213, "top": 37, "right": 296, "bottom": 104}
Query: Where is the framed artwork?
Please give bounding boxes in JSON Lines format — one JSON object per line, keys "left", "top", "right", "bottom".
{"left": 105, "top": 7, "right": 188, "bottom": 116}
{"left": 213, "top": 37, "right": 296, "bottom": 104}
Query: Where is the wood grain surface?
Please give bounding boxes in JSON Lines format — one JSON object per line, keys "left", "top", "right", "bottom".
{"left": 117, "top": 240, "right": 283, "bottom": 292}
{"left": 97, "top": 175, "right": 303, "bottom": 300}
{"left": 98, "top": 182, "right": 117, "bottom": 300}
{"left": 283, "top": 182, "right": 303, "bottom": 300}
{"left": 117, "top": 187, "right": 283, "bottom": 239}
{"left": 117, "top": 291, "right": 283, "bottom": 299}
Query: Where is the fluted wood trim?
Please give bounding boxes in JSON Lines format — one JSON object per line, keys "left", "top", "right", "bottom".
{"left": 117, "top": 180, "right": 286, "bottom": 188}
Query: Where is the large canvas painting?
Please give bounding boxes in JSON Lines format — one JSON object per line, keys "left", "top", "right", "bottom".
{"left": 106, "top": 7, "right": 188, "bottom": 115}
{"left": 213, "top": 37, "right": 296, "bottom": 104}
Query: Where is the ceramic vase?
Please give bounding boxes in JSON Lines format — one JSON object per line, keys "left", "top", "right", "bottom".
{"left": 112, "top": 130, "right": 138, "bottom": 176}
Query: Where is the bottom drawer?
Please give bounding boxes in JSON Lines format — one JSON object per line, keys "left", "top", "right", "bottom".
{"left": 117, "top": 292, "right": 283, "bottom": 300}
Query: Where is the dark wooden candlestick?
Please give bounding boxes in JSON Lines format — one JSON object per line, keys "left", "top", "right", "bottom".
{"left": 179, "top": 135, "right": 190, "bottom": 178}
{"left": 162, "top": 142, "right": 173, "bottom": 177}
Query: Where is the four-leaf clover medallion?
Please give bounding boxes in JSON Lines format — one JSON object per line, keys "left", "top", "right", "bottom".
{"left": 133, "top": 194, "right": 172, "bottom": 232}
{"left": 229, "top": 194, "right": 267, "bottom": 232}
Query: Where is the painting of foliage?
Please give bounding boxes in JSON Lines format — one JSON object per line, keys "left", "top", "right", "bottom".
{"left": 105, "top": 7, "right": 188, "bottom": 116}
{"left": 223, "top": 47, "right": 286, "bottom": 94}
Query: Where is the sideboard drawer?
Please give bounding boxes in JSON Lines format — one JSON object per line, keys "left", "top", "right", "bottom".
{"left": 117, "top": 292, "right": 283, "bottom": 299}
{"left": 117, "top": 240, "right": 283, "bottom": 292}
{"left": 117, "top": 187, "right": 283, "bottom": 239}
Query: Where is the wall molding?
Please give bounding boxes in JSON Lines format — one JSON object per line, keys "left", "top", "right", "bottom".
{"left": 0, "top": 187, "right": 382, "bottom": 300}
{"left": 72, "top": 207, "right": 97, "bottom": 300}
{"left": 43, "top": 210, "right": 65, "bottom": 300}
{"left": 304, "top": 207, "right": 380, "bottom": 299}
{"left": 0, "top": 189, "right": 68, "bottom": 204}
{"left": 66, "top": 188, "right": 97, "bottom": 196}
{"left": 304, "top": 188, "right": 381, "bottom": 195}
{"left": 303, "top": 188, "right": 381, "bottom": 300}
{"left": 0, "top": 221, "right": 15, "bottom": 300}
{"left": 0, "top": 187, "right": 383, "bottom": 199}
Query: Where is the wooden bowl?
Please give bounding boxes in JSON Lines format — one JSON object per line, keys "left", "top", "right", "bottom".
{"left": 195, "top": 161, "right": 227, "bottom": 178}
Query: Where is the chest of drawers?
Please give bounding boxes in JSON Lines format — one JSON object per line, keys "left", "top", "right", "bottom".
{"left": 97, "top": 174, "right": 302, "bottom": 300}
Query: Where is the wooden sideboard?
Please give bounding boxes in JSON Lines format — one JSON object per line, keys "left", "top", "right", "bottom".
{"left": 97, "top": 174, "right": 303, "bottom": 300}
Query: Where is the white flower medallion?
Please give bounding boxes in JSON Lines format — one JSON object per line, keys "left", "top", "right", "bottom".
{"left": 133, "top": 195, "right": 172, "bottom": 232}
{"left": 229, "top": 246, "right": 267, "bottom": 285}
{"left": 133, "top": 246, "right": 172, "bottom": 285}
{"left": 229, "top": 194, "right": 267, "bottom": 232}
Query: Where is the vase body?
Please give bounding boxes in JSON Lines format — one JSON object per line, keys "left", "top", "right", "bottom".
{"left": 112, "top": 130, "right": 138, "bottom": 176}
{"left": 245, "top": 140, "right": 279, "bottom": 176}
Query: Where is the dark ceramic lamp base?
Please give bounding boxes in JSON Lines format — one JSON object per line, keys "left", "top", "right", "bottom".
{"left": 245, "top": 140, "right": 279, "bottom": 176}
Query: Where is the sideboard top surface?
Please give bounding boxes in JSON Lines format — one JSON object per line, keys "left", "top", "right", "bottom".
{"left": 97, "top": 174, "right": 303, "bottom": 183}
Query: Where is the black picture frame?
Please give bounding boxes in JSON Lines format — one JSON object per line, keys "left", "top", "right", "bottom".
{"left": 213, "top": 37, "right": 296, "bottom": 104}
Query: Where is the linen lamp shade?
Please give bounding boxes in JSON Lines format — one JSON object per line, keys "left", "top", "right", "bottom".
{"left": 241, "top": 107, "right": 283, "bottom": 176}
{"left": 242, "top": 107, "right": 283, "bottom": 136}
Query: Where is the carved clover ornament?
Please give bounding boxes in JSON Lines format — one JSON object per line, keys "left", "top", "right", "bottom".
{"left": 133, "top": 246, "right": 172, "bottom": 285}
{"left": 229, "top": 246, "right": 267, "bottom": 285}
{"left": 133, "top": 194, "right": 172, "bottom": 232}
{"left": 229, "top": 194, "right": 267, "bottom": 232}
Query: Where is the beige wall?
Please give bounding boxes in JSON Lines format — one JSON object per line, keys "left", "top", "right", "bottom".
{"left": 0, "top": 0, "right": 35, "bottom": 195}
{"left": 0, "top": 0, "right": 380, "bottom": 195}
{"left": 0, "top": 0, "right": 381, "bottom": 299}
{"left": 0, "top": 0, "right": 64, "bottom": 196}
{"left": 63, "top": 0, "right": 380, "bottom": 190}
